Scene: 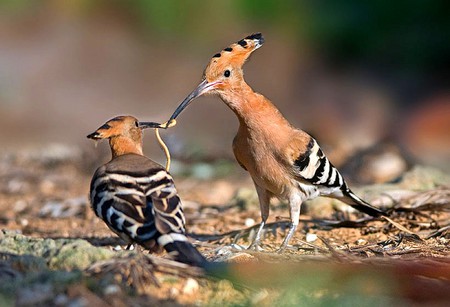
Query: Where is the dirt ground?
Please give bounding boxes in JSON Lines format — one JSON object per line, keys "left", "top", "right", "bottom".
{"left": 0, "top": 145, "right": 449, "bottom": 306}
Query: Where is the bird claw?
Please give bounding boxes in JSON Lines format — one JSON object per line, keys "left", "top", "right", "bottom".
{"left": 247, "top": 241, "right": 265, "bottom": 251}
{"left": 276, "top": 243, "right": 290, "bottom": 254}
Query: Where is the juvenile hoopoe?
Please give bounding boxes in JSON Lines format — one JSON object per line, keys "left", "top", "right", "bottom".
{"left": 166, "top": 33, "right": 386, "bottom": 251}
{"left": 87, "top": 115, "right": 206, "bottom": 266}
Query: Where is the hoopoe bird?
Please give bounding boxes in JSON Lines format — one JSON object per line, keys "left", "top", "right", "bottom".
{"left": 166, "top": 33, "right": 387, "bottom": 251}
{"left": 87, "top": 115, "right": 206, "bottom": 266}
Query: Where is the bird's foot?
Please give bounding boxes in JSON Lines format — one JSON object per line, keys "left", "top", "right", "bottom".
{"left": 276, "top": 243, "right": 290, "bottom": 254}
{"left": 247, "top": 241, "right": 265, "bottom": 252}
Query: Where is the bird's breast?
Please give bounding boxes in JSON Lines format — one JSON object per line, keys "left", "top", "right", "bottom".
{"left": 233, "top": 129, "right": 291, "bottom": 197}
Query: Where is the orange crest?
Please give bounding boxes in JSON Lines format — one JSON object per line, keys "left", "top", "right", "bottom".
{"left": 167, "top": 33, "right": 265, "bottom": 122}
{"left": 203, "top": 33, "right": 264, "bottom": 82}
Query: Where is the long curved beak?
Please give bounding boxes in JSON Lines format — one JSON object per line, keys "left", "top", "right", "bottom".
{"left": 168, "top": 79, "right": 221, "bottom": 122}
{"left": 138, "top": 121, "right": 163, "bottom": 129}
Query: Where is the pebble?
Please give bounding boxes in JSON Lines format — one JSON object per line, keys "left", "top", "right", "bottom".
{"left": 103, "top": 284, "right": 121, "bottom": 296}
{"left": 306, "top": 233, "right": 318, "bottom": 243}
{"left": 245, "top": 218, "right": 255, "bottom": 227}
{"left": 182, "top": 278, "right": 199, "bottom": 295}
{"left": 356, "top": 239, "right": 367, "bottom": 245}
{"left": 438, "top": 237, "right": 448, "bottom": 245}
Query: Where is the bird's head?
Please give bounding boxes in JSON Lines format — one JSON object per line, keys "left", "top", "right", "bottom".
{"left": 168, "top": 33, "right": 264, "bottom": 122}
{"left": 87, "top": 116, "right": 161, "bottom": 157}
{"left": 87, "top": 115, "right": 161, "bottom": 141}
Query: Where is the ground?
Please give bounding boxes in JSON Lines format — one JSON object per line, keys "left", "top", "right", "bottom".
{"left": 0, "top": 145, "right": 449, "bottom": 306}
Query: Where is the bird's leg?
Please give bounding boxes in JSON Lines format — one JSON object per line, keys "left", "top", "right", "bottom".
{"left": 249, "top": 220, "right": 266, "bottom": 251}
{"left": 248, "top": 185, "right": 271, "bottom": 251}
{"left": 278, "top": 195, "right": 302, "bottom": 253}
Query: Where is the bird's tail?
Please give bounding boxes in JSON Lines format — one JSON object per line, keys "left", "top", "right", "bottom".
{"left": 157, "top": 233, "right": 207, "bottom": 267}
{"left": 340, "top": 188, "right": 386, "bottom": 217}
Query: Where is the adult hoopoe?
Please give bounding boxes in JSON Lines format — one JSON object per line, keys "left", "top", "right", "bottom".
{"left": 87, "top": 115, "right": 206, "bottom": 266}
{"left": 166, "top": 33, "right": 387, "bottom": 251}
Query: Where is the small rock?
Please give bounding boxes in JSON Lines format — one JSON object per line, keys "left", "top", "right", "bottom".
{"left": 356, "top": 239, "right": 367, "bottom": 245}
{"left": 182, "top": 278, "right": 199, "bottom": 295}
{"left": 306, "top": 233, "right": 318, "bottom": 243}
{"left": 245, "top": 218, "right": 255, "bottom": 227}
{"left": 103, "top": 284, "right": 121, "bottom": 296}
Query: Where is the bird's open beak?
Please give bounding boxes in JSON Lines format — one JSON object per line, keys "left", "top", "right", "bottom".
{"left": 168, "top": 79, "right": 221, "bottom": 122}
{"left": 138, "top": 121, "right": 163, "bottom": 129}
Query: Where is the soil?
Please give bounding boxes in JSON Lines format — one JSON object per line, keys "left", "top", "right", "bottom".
{"left": 0, "top": 146, "right": 449, "bottom": 306}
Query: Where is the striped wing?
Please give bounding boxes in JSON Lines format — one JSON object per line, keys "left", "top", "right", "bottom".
{"left": 293, "top": 138, "right": 345, "bottom": 190}
{"left": 292, "top": 137, "right": 384, "bottom": 217}
{"left": 89, "top": 166, "right": 186, "bottom": 246}
{"left": 89, "top": 154, "right": 206, "bottom": 266}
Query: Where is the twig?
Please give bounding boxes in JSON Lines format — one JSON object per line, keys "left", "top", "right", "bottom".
{"left": 382, "top": 216, "right": 421, "bottom": 239}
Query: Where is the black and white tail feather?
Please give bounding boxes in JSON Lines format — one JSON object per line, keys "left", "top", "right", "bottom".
{"left": 294, "top": 137, "right": 385, "bottom": 217}
{"left": 90, "top": 154, "right": 206, "bottom": 267}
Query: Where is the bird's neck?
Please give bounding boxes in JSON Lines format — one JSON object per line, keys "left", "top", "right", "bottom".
{"left": 218, "top": 81, "right": 291, "bottom": 132}
{"left": 109, "top": 136, "right": 143, "bottom": 159}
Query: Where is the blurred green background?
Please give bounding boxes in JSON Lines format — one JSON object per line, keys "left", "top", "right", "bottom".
{"left": 0, "top": 0, "right": 448, "bottom": 168}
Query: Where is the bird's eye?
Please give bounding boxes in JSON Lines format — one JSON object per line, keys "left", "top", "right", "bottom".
{"left": 224, "top": 70, "right": 231, "bottom": 77}
{"left": 135, "top": 121, "right": 139, "bottom": 127}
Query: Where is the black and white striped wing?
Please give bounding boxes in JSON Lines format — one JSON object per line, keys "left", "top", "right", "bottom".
{"left": 145, "top": 170, "right": 186, "bottom": 234}
{"left": 293, "top": 138, "right": 345, "bottom": 190}
{"left": 293, "top": 137, "right": 384, "bottom": 217}
{"left": 90, "top": 160, "right": 207, "bottom": 266}
{"left": 90, "top": 169, "right": 163, "bottom": 247}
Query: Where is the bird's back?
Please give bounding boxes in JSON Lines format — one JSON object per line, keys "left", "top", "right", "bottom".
{"left": 90, "top": 154, "right": 177, "bottom": 250}
{"left": 102, "top": 153, "right": 165, "bottom": 176}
